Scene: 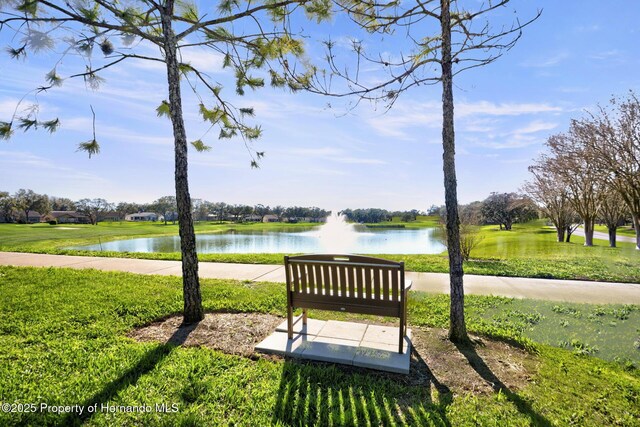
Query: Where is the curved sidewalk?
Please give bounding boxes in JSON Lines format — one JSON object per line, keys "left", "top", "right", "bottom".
{"left": 1, "top": 251, "right": 639, "bottom": 304}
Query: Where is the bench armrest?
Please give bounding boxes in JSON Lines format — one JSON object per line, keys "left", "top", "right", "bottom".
{"left": 404, "top": 279, "right": 412, "bottom": 292}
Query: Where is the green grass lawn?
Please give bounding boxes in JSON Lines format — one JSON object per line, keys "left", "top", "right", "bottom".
{"left": 366, "top": 215, "right": 442, "bottom": 228}
{"left": 0, "top": 266, "right": 638, "bottom": 426}
{"left": 1, "top": 219, "right": 639, "bottom": 283}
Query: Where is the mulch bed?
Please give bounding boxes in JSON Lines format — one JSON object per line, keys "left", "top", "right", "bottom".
{"left": 129, "top": 313, "right": 537, "bottom": 395}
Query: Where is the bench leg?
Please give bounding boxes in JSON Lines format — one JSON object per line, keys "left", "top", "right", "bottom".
{"left": 287, "top": 305, "right": 294, "bottom": 340}
{"left": 302, "top": 309, "right": 307, "bottom": 325}
{"left": 399, "top": 316, "right": 404, "bottom": 354}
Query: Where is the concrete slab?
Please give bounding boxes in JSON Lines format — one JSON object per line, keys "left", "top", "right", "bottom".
{"left": 317, "top": 320, "right": 367, "bottom": 341}
{"left": 299, "top": 336, "right": 360, "bottom": 364}
{"left": 255, "top": 319, "right": 413, "bottom": 374}
{"left": 362, "top": 325, "right": 412, "bottom": 346}
{"left": 254, "top": 331, "right": 311, "bottom": 357}
{"left": 275, "top": 318, "right": 326, "bottom": 336}
{"left": 353, "top": 339, "right": 412, "bottom": 374}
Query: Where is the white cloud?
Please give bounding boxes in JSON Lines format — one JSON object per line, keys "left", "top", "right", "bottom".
{"left": 470, "top": 120, "right": 557, "bottom": 150}
{"left": 557, "top": 86, "right": 589, "bottom": 94}
{"left": 589, "top": 49, "right": 624, "bottom": 61}
{"left": 520, "top": 52, "right": 570, "bottom": 68}
{"left": 365, "top": 99, "right": 562, "bottom": 139}
{"left": 573, "top": 24, "right": 600, "bottom": 33}
{"left": 288, "top": 147, "right": 386, "bottom": 165}
{"left": 515, "top": 120, "right": 558, "bottom": 134}
{"left": 290, "top": 147, "right": 343, "bottom": 157}
{"left": 62, "top": 117, "right": 173, "bottom": 146}
{"left": 179, "top": 47, "right": 226, "bottom": 74}
{"left": 0, "top": 151, "right": 110, "bottom": 185}
{"left": 305, "top": 167, "right": 349, "bottom": 176}
{"left": 456, "top": 101, "right": 562, "bottom": 117}
{"left": 0, "top": 99, "right": 20, "bottom": 116}
{"left": 365, "top": 104, "right": 442, "bottom": 139}
{"left": 335, "top": 157, "right": 386, "bottom": 165}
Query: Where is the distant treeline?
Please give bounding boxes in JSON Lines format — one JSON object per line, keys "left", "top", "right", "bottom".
{"left": 0, "top": 189, "right": 330, "bottom": 224}
{"left": 339, "top": 208, "right": 424, "bottom": 223}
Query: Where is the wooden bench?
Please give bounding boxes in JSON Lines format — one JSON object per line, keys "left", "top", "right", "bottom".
{"left": 284, "top": 254, "right": 412, "bottom": 353}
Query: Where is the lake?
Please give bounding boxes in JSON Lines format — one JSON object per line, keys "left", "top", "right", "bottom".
{"left": 70, "top": 226, "right": 446, "bottom": 254}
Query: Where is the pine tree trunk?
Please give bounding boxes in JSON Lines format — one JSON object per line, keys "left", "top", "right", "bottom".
{"left": 441, "top": 0, "right": 468, "bottom": 344}
{"left": 161, "top": 4, "right": 204, "bottom": 324}
{"left": 583, "top": 218, "right": 595, "bottom": 247}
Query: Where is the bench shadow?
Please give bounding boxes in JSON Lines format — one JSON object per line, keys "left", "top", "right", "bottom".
{"left": 271, "top": 348, "right": 453, "bottom": 427}
{"left": 58, "top": 320, "right": 200, "bottom": 426}
{"left": 453, "top": 341, "right": 551, "bottom": 427}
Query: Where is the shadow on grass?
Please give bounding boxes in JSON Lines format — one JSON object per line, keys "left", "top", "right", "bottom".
{"left": 454, "top": 341, "right": 551, "bottom": 427}
{"left": 271, "top": 349, "right": 453, "bottom": 426}
{"left": 55, "top": 320, "right": 200, "bottom": 426}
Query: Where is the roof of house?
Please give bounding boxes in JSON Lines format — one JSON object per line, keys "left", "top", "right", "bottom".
{"left": 126, "top": 212, "right": 159, "bottom": 217}
{"left": 47, "top": 211, "right": 87, "bottom": 218}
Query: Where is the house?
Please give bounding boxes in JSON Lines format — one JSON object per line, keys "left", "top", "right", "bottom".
{"left": 262, "top": 214, "right": 279, "bottom": 223}
{"left": 20, "top": 210, "right": 42, "bottom": 223}
{"left": 244, "top": 214, "right": 262, "bottom": 222}
{"left": 125, "top": 212, "right": 163, "bottom": 222}
{"left": 42, "top": 211, "right": 90, "bottom": 224}
{"left": 98, "top": 211, "right": 122, "bottom": 222}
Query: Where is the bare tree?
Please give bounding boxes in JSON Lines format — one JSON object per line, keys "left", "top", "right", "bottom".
{"left": 597, "top": 188, "right": 627, "bottom": 248}
{"left": 439, "top": 204, "right": 484, "bottom": 261}
{"left": 314, "top": 0, "right": 540, "bottom": 342}
{"left": 524, "top": 161, "right": 579, "bottom": 243}
{"left": 544, "top": 123, "right": 604, "bottom": 247}
{"left": 1, "top": 0, "right": 332, "bottom": 323}
{"left": 586, "top": 92, "right": 640, "bottom": 250}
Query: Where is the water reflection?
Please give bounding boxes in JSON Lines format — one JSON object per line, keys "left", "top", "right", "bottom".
{"left": 70, "top": 227, "right": 446, "bottom": 254}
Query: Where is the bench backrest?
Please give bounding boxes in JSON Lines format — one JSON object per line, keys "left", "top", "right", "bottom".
{"left": 284, "top": 254, "right": 405, "bottom": 302}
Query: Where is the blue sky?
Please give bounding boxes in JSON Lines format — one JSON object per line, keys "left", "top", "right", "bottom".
{"left": 1, "top": 0, "right": 639, "bottom": 211}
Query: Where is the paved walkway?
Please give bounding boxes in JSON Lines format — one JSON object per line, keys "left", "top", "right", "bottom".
{"left": 573, "top": 227, "right": 638, "bottom": 244}
{"left": 1, "top": 251, "right": 639, "bottom": 304}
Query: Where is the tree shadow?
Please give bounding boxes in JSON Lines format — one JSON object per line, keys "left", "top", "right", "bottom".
{"left": 56, "top": 320, "right": 200, "bottom": 426}
{"left": 453, "top": 341, "right": 551, "bottom": 427}
{"left": 271, "top": 348, "right": 453, "bottom": 427}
